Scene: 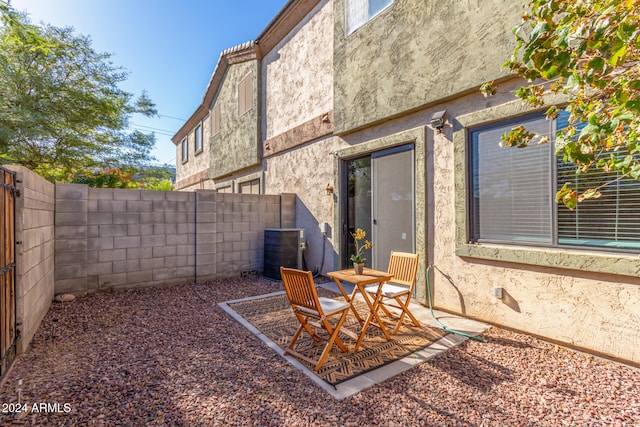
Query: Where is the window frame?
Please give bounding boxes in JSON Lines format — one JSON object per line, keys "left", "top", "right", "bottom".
{"left": 345, "top": 0, "right": 394, "bottom": 36}
{"left": 468, "top": 111, "right": 557, "bottom": 248}
{"left": 216, "top": 184, "right": 233, "bottom": 194}
{"left": 194, "top": 123, "right": 203, "bottom": 155}
{"left": 181, "top": 137, "right": 188, "bottom": 163}
{"left": 238, "top": 178, "right": 261, "bottom": 195}
{"left": 453, "top": 99, "right": 640, "bottom": 277}
{"left": 211, "top": 104, "right": 221, "bottom": 136}
{"left": 238, "top": 72, "right": 253, "bottom": 117}
{"left": 468, "top": 111, "right": 640, "bottom": 254}
{"left": 238, "top": 172, "right": 263, "bottom": 195}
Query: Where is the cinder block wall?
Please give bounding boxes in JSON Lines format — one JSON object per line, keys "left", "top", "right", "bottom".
{"left": 9, "top": 166, "right": 55, "bottom": 354}
{"left": 214, "top": 193, "right": 283, "bottom": 277}
{"left": 55, "top": 186, "right": 290, "bottom": 294}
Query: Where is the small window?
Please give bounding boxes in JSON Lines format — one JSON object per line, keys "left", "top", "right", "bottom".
{"left": 181, "top": 138, "right": 188, "bottom": 162}
{"left": 239, "top": 179, "right": 260, "bottom": 195}
{"left": 238, "top": 72, "right": 253, "bottom": 116}
{"left": 217, "top": 185, "right": 233, "bottom": 194}
{"left": 346, "top": 0, "right": 393, "bottom": 35}
{"left": 212, "top": 105, "right": 221, "bottom": 136}
{"left": 195, "top": 124, "right": 203, "bottom": 153}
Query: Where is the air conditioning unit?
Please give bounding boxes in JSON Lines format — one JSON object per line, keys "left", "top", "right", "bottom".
{"left": 263, "top": 228, "right": 305, "bottom": 280}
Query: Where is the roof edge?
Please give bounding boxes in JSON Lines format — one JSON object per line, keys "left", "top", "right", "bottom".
{"left": 171, "top": 41, "right": 257, "bottom": 144}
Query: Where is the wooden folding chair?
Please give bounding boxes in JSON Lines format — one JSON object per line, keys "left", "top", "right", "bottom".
{"left": 280, "top": 267, "right": 350, "bottom": 370}
{"left": 364, "top": 252, "right": 420, "bottom": 335}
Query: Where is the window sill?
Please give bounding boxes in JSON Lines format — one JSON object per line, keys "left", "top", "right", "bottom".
{"left": 195, "top": 149, "right": 203, "bottom": 156}
{"left": 455, "top": 241, "right": 640, "bottom": 278}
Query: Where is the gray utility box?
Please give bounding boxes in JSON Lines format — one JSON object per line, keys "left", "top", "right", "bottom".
{"left": 263, "top": 228, "right": 305, "bottom": 280}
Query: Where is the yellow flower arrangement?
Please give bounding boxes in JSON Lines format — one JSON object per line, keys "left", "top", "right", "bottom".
{"left": 350, "top": 228, "right": 372, "bottom": 264}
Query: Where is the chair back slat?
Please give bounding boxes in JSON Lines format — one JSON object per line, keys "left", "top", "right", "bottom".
{"left": 280, "top": 267, "right": 321, "bottom": 314}
{"left": 387, "top": 251, "right": 419, "bottom": 289}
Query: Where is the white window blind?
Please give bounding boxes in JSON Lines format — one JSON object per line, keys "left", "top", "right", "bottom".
{"left": 471, "top": 116, "right": 552, "bottom": 243}
{"left": 556, "top": 114, "right": 640, "bottom": 250}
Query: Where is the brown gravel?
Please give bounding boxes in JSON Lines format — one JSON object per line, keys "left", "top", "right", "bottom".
{"left": 0, "top": 276, "right": 638, "bottom": 426}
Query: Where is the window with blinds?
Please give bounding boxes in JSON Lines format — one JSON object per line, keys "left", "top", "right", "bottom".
{"left": 469, "top": 111, "right": 640, "bottom": 252}
{"left": 238, "top": 72, "right": 253, "bottom": 116}
{"left": 470, "top": 115, "right": 552, "bottom": 244}
{"left": 556, "top": 115, "right": 640, "bottom": 250}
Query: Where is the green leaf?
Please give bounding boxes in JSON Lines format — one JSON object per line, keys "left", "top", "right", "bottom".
{"left": 617, "top": 111, "right": 635, "bottom": 122}
{"left": 540, "top": 64, "right": 560, "bottom": 79}
{"left": 530, "top": 21, "right": 551, "bottom": 42}
{"left": 609, "top": 39, "right": 628, "bottom": 66}
{"left": 589, "top": 57, "right": 605, "bottom": 73}
{"left": 625, "top": 101, "right": 640, "bottom": 112}
{"left": 0, "top": 3, "right": 158, "bottom": 182}
{"left": 556, "top": 51, "right": 572, "bottom": 68}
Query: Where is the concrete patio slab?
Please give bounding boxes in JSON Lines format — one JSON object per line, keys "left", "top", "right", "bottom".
{"left": 219, "top": 281, "right": 490, "bottom": 400}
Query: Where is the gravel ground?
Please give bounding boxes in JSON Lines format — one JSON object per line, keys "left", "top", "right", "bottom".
{"left": 0, "top": 276, "right": 638, "bottom": 426}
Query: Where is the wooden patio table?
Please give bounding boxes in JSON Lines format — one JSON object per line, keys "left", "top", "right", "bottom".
{"left": 327, "top": 268, "right": 394, "bottom": 351}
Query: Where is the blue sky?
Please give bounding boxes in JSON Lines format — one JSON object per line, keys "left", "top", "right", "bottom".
{"left": 10, "top": 0, "right": 288, "bottom": 166}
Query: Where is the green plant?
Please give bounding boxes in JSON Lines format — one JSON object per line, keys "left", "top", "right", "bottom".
{"left": 349, "top": 228, "right": 372, "bottom": 264}
{"left": 482, "top": 0, "right": 640, "bottom": 208}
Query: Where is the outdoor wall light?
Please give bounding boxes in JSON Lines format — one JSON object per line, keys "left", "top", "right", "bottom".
{"left": 430, "top": 110, "right": 447, "bottom": 133}
{"left": 325, "top": 184, "right": 334, "bottom": 195}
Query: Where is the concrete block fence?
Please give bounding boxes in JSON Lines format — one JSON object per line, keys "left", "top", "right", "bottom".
{"left": 6, "top": 168, "right": 296, "bottom": 355}
{"left": 54, "top": 184, "right": 296, "bottom": 295}
{"left": 8, "top": 166, "right": 55, "bottom": 354}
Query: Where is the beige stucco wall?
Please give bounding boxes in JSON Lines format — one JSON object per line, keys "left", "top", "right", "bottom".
{"left": 264, "top": 136, "right": 346, "bottom": 274}
{"left": 333, "top": 0, "right": 520, "bottom": 134}
{"left": 337, "top": 78, "right": 640, "bottom": 365}
{"left": 262, "top": 0, "right": 333, "bottom": 140}
{"left": 175, "top": 114, "right": 212, "bottom": 189}
{"left": 210, "top": 60, "right": 261, "bottom": 179}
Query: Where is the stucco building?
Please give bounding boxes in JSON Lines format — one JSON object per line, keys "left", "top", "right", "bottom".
{"left": 173, "top": 0, "right": 640, "bottom": 367}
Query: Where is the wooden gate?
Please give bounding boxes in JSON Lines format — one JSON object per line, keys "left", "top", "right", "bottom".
{"left": 0, "top": 166, "right": 17, "bottom": 379}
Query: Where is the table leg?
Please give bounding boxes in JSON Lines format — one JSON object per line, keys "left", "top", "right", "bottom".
{"left": 354, "top": 282, "right": 392, "bottom": 351}
{"left": 331, "top": 277, "right": 365, "bottom": 324}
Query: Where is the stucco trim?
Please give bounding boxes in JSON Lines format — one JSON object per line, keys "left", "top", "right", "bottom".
{"left": 175, "top": 170, "right": 211, "bottom": 191}
{"left": 333, "top": 126, "right": 429, "bottom": 301}
{"left": 453, "top": 96, "right": 640, "bottom": 278}
{"left": 263, "top": 111, "right": 334, "bottom": 157}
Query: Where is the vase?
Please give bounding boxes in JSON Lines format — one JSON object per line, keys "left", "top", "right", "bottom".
{"left": 354, "top": 262, "right": 364, "bottom": 275}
